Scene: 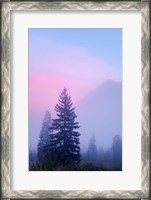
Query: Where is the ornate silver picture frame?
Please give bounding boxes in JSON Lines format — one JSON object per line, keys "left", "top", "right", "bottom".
{"left": 1, "top": 1, "right": 150, "bottom": 199}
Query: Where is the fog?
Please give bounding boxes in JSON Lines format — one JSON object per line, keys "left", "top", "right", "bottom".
{"left": 29, "top": 80, "right": 122, "bottom": 170}
{"left": 76, "top": 80, "right": 122, "bottom": 151}
{"left": 29, "top": 79, "right": 122, "bottom": 154}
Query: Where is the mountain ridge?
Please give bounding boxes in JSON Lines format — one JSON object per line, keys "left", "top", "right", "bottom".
{"left": 75, "top": 80, "right": 122, "bottom": 151}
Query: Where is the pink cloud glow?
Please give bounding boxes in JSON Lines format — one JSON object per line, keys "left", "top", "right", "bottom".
{"left": 29, "top": 74, "right": 94, "bottom": 115}
{"left": 29, "top": 39, "right": 115, "bottom": 116}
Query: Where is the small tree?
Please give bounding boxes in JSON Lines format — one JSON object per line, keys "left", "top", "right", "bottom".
{"left": 103, "top": 147, "right": 113, "bottom": 167}
{"left": 98, "top": 146, "right": 104, "bottom": 164}
{"left": 29, "top": 150, "right": 38, "bottom": 170}
{"left": 37, "top": 111, "right": 52, "bottom": 169}
{"left": 112, "top": 134, "right": 122, "bottom": 169}
{"left": 49, "top": 88, "right": 81, "bottom": 167}
{"left": 86, "top": 135, "right": 98, "bottom": 164}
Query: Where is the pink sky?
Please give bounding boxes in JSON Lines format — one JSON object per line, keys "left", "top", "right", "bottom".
{"left": 29, "top": 40, "right": 115, "bottom": 116}
{"left": 29, "top": 74, "right": 94, "bottom": 115}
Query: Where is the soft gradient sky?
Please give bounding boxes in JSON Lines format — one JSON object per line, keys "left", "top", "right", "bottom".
{"left": 29, "top": 28, "right": 122, "bottom": 150}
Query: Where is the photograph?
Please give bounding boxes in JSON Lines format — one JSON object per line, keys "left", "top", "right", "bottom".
{"left": 29, "top": 28, "right": 122, "bottom": 171}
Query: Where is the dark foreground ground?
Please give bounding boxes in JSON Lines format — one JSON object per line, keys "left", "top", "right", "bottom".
{"left": 29, "top": 162, "right": 122, "bottom": 171}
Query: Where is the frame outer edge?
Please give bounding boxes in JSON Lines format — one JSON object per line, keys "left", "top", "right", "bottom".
{"left": 1, "top": 1, "right": 150, "bottom": 199}
{"left": 141, "top": 2, "right": 150, "bottom": 199}
{"left": 2, "top": 1, "right": 11, "bottom": 198}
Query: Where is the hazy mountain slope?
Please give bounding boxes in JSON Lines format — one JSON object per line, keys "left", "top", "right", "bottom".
{"left": 76, "top": 80, "right": 122, "bottom": 151}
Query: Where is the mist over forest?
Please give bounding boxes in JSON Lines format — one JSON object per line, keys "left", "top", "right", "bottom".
{"left": 29, "top": 80, "right": 122, "bottom": 171}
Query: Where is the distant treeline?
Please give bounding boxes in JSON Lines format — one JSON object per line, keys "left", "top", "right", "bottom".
{"left": 29, "top": 134, "right": 122, "bottom": 171}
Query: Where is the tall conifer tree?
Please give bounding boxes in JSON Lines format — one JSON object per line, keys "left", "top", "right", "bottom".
{"left": 50, "top": 88, "right": 81, "bottom": 167}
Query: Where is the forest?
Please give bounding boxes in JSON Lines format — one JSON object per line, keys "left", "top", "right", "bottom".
{"left": 29, "top": 88, "right": 122, "bottom": 171}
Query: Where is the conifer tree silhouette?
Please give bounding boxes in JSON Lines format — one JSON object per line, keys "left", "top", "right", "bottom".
{"left": 49, "top": 88, "right": 81, "bottom": 167}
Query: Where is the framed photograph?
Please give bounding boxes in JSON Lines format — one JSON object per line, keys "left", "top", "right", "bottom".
{"left": 1, "top": 0, "right": 150, "bottom": 199}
